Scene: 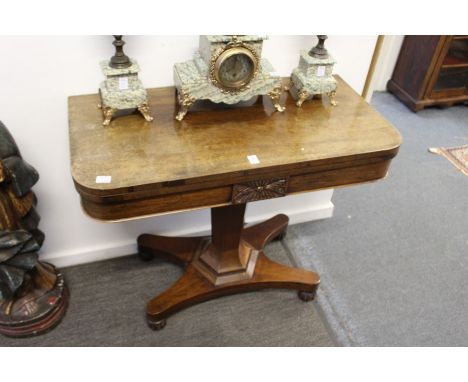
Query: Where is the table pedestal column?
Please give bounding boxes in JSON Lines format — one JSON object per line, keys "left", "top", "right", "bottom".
{"left": 138, "top": 203, "right": 320, "bottom": 330}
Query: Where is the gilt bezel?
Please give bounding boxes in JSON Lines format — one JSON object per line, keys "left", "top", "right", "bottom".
{"left": 210, "top": 41, "right": 259, "bottom": 93}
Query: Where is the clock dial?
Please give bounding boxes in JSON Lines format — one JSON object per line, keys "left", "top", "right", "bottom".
{"left": 218, "top": 53, "right": 255, "bottom": 88}
{"left": 213, "top": 45, "right": 258, "bottom": 90}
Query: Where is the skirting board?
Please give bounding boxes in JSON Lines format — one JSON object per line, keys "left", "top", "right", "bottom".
{"left": 40, "top": 201, "right": 334, "bottom": 268}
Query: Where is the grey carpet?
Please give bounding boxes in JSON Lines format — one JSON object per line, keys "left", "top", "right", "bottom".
{"left": 285, "top": 93, "right": 468, "bottom": 346}
{"left": 0, "top": 241, "right": 335, "bottom": 346}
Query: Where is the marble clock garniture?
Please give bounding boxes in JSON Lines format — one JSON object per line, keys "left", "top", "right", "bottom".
{"left": 98, "top": 35, "right": 153, "bottom": 126}
{"left": 173, "top": 35, "right": 285, "bottom": 121}
{"left": 290, "top": 35, "right": 338, "bottom": 107}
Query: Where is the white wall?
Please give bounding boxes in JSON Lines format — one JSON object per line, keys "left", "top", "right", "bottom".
{"left": 371, "top": 35, "right": 404, "bottom": 91}
{"left": 0, "top": 36, "right": 377, "bottom": 267}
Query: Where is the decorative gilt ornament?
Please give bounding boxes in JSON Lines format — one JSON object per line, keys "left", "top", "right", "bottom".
{"left": 98, "top": 35, "right": 153, "bottom": 126}
{"left": 173, "top": 35, "right": 285, "bottom": 121}
{"left": 290, "top": 35, "right": 338, "bottom": 107}
{"left": 0, "top": 121, "right": 69, "bottom": 337}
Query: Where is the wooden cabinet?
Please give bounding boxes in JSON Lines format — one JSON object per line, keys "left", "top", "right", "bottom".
{"left": 387, "top": 36, "right": 468, "bottom": 111}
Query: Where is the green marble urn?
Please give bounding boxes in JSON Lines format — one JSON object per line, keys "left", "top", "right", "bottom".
{"left": 98, "top": 36, "right": 153, "bottom": 126}
{"left": 290, "top": 35, "right": 338, "bottom": 107}
{"left": 173, "top": 35, "right": 285, "bottom": 121}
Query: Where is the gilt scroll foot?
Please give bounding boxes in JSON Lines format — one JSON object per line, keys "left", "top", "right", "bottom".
{"left": 175, "top": 89, "right": 195, "bottom": 121}
{"left": 101, "top": 107, "right": 115, "bottom": 126}
{"left": 268, "top": 87, "right": 286, "bottom": 112}
{"left": 296, "top": 90, "right": 311, "bottom": 107}
{"left": 328, "top": 91, "right": 338, "bottom": 106}
{"left": 138, "top": 103, "right": 154, "bottom": 122}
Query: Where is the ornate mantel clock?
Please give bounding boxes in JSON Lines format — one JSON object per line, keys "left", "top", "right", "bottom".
{"left": 290, "top": 35, "right": 338, "bottom": 107}
{"left": 98, "top": 36, "right": 153, "bottom": 126}
{"left": 173, "top": 35, "right": 285, "bottom": 121}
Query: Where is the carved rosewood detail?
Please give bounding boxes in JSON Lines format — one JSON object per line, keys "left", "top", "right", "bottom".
{"left": 232, "top": 178, "right": 288, "bottom": 204}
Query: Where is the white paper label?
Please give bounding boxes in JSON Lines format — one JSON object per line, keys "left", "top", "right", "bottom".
{"left": 96, "top": 175, "right": 112, "bottom": 184}
{"left": 316, "top": 66, "right": 326, "bottom": 77}
{"left": 247, "top": 155, "right": 260, "bottom": 165}
{"left": 270, "top": 71, "right": 280, "bottom": 77}
{"left": 119, "top": 77, "right": 129, "bottom": 90}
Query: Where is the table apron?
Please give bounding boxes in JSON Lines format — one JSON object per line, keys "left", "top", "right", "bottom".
{"left": 78, "top": 157, "right": 393, "bottom": 221}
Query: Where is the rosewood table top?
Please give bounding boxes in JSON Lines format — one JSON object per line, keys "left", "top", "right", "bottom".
{"left": 68, "top": 77, "right": 401, "bottom": 221}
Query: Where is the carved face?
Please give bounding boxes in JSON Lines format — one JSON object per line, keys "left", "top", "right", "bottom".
{"left": 213, "top": 46, "right": 257, "bottom": 90}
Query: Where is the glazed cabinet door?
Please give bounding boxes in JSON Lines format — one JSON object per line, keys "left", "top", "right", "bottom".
{"left": 429, "top": 36, "right": 468, "bottom": 99}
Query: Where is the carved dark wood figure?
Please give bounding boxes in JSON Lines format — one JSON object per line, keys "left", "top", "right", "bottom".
{"left": 0, "top": 121, "right": 68, "bottom": 337}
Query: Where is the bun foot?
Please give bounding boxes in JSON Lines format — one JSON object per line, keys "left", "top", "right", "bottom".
{"left": 298, "top": 290, "right": 316, "bottom": 302}
{"left": 148, "top": 319, "right": 166, "bottom": 331}
{"left": 274, "top": 229, "right": 287, "bottom": 241}
{"left": 137, "top": 250, "right": 155, "bottom": 262}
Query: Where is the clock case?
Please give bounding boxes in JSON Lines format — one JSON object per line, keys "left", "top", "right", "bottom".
{"left": 173, "top": 35, "right": 285, "bottom": 121}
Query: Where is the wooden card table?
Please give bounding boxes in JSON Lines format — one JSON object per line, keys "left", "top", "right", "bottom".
{"left": 68, "top": 77, "right": 401, "bottom": 330}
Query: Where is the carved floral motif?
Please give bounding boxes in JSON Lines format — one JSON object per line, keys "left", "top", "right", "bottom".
{"left": 232, "top": 178, "right": 288, "bottom": 204}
